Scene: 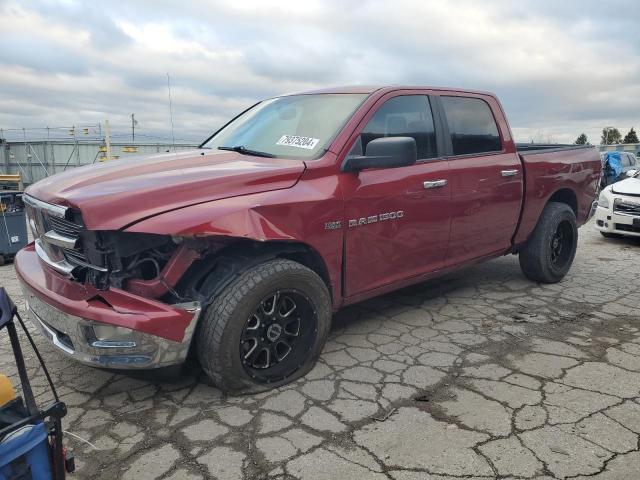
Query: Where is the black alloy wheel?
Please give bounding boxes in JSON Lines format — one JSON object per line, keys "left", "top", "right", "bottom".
{"left": 518, "top": 201, "right": 578, "bottom": 283}
{"left": 240, "top": 290, "right": 317, "bottom": 382}
{"left": 195, "top": 259, "right": 332, "bottom": 394}
{"left": 549, "top": 220, "right": 574, "bottom": 270}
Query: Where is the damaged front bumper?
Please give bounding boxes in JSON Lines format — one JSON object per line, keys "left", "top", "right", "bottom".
{"left": 15, "top": 244, "right": 201, "bottom": 369}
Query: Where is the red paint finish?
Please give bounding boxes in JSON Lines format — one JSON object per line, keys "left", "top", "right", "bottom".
{"left": 446, "top": 152, "right": 523, "bottom": 265}
{"left": 15, "top": 245, "right": 193, "bottom": 342}
{"left": 126, "top": 167, "right": 346, "bottom": 307}
{"left": 18, "top": 85, "right": 602, "bottom": 342}
{"left": 514, "top": 146, "right": 601, "bottom": 246}
{"left": 443, "top": 92, "right": 523, "bottom": 266}
{"left": 26, "top": 150, "right": 305, "bottom": 230}
{"left": 341, "top": 158, "right": 451, "bottom": 296}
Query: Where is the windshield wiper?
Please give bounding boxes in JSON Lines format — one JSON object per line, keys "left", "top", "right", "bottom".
{"left": 218, "top": 145, "right": 275, "bottom": 158}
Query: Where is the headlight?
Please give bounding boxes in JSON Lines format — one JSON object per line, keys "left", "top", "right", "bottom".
{"left": 598, "top": 193, "right": 610, "bottom": 209}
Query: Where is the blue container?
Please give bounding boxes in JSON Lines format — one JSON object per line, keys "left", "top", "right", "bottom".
{"left": 0, "top": 422, "right": 52, "bottom": 479}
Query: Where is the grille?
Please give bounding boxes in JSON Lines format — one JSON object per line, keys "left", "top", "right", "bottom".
{"left": 615, "top": 223, "right": 640, "bottom": 233}
{"left": 47, "top": 215, "right": 88, "bottom": 266}
{"left": 24, "top": 195, "right": 95, "bottom": 275}
{"left": 48, "top": 215, "right": 83, "bottom": 238}
{"left": 614, "top": 200, "right": 640, "bottom": 216}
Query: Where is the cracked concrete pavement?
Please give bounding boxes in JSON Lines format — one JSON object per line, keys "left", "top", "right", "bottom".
{"left": 1, "top": 222, "right": 639, "bottom": 479}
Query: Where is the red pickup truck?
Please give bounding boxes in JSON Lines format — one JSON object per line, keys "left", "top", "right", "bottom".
{"left": 16, "top": 86, "right": 601, "bottom": 393}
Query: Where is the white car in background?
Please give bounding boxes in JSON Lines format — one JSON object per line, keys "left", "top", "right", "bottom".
{"left": 595, "top": 169, "right": 640, "bottom": 238}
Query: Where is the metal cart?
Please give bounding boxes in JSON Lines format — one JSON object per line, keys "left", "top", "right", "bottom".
{"left": 0, "top": 287, "right": 74, "bottom": 479}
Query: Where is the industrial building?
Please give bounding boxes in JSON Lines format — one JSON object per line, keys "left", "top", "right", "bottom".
{"left": 0, "top": 139, "right": 197, "bottom": 186}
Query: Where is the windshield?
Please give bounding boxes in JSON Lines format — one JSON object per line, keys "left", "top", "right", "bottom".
{"left": 202, "top": 94, "right": 367, "bottom": 160}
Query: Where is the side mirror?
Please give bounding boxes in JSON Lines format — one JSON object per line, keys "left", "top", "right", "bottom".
{"left": 626, "top": 169, "right": 638, "bottom": 178}
{"left": 341, "top": 137, "right": 417, "bottom": 173}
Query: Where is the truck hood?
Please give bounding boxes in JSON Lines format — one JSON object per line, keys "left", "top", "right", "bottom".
{"left": 26, "top": 149, "right": 306, "bottom": 230}
{"left": 611, "top": 177, "right": 640, "bottom": 196}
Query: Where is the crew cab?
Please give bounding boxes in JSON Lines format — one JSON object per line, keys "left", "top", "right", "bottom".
{"left": 15, "top": 86, "right": 601, "bottom": 393}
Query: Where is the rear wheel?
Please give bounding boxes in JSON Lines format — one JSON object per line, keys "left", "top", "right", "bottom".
{"left": 196, "top": 259, "right": 331, "bottom": 394}
{"left": 519, "top": 202, "right": 578, "bottom": 283}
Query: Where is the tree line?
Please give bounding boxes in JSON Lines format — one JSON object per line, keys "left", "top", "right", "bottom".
{"left": 574, "top": 127, "right": 639, "bottom": 145}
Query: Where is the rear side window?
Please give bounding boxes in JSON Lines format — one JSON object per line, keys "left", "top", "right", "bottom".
{"left": 621, "top": 154, "right": 632, "bottom": 167}
{"left": 623, "top": 153, "right": 637, "bottom": 167}
{"left": 360, "top": 95, "right": 438, "bottom": 160}
{"left": 441, "top": 96, "right": 502, "bottom": 155}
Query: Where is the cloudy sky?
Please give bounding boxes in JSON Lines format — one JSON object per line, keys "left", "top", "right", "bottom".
{"left": 1, "top": 0, "right": 639, "bottom": 145}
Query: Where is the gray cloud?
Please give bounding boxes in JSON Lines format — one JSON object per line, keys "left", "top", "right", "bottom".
{"left": 0, "top": 0, "right": 638, "bottom": 145}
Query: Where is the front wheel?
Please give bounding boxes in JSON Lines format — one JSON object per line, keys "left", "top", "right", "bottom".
{"left": 600, "top": 231, "right": 623, "bottom": 239}
{"left": 519, "top": 202, "right": 578, "bottom": 283}
{"left": 196, "top": 259, "right": 332, "bottom": 394}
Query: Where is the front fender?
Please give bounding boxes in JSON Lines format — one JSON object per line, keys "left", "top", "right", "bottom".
{"left": 125, "top": 192, "right": 303, "bottom": 241}
{"left": 125, "top": 181, "right": 345, "bottom": 304}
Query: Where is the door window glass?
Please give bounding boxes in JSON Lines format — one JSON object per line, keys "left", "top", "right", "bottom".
{"left": 359, "top": 96, "right": 437, "bottom": 160}
{"left": 441, "top": 96, "right": 502, "bottom": 155}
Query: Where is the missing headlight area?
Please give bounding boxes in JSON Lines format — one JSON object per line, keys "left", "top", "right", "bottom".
{"left": 80, "top": 231, "right": 205, "bottom": 297}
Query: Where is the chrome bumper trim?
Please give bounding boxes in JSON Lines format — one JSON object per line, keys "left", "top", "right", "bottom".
{"left": 43, "top": 230, "right": 78, "bottom": 249}
{"left": 612, "top": 210, "right": 640, "bottom": 218}
{"left": 34, "top": 239, "right": 75, "bottom": 276}
{"left": 22, "top": 286, "right": 200, "bottom": 369}
{"left": 23, "top": 194, "right": 68, "bottom": 218}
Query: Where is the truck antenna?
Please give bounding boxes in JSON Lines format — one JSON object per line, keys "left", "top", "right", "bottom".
{"left": 166, "top": 73, "right": 176, "bottom": 150}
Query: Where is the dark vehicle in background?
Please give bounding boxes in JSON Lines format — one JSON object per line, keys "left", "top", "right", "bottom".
{"left": 15, "top": 85, "right": 602, "bottom": 393}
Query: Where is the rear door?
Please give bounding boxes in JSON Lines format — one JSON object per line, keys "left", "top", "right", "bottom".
{"left": 433, "top": 94, "right": 523, "bottom": 266}
{"left": 341, "top": 93, "right": 451, "bottom": 296}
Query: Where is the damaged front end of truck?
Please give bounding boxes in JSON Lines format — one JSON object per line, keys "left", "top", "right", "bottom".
{"left": 17, "top": 185, "right": 334, "bottom": 373}
{"left": 18, "top": 195, "right": 217, "bottom": 369}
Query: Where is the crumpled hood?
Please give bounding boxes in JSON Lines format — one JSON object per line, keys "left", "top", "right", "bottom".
{"left": 611, "top": 177, "right": 640, "bottom": 196}
{"left": 26, "top": 149, "right": 305, "bottom": 230}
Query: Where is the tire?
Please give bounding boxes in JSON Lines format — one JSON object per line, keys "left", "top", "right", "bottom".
{"left": 0, "top": 255, "right": 4, "bottom": 267}
{"left": 196, "top": 258, "right": 332, "bottom": 394}
{"left": 518, "top": 202, "right": 578, "bottom": 283}
{"left": 600, "top": 231, "right": 623, "bottom": 239}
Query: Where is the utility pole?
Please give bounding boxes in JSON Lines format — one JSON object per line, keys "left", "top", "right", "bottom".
{"left": 131, "top": 113, "right": 136, "bottom": 142}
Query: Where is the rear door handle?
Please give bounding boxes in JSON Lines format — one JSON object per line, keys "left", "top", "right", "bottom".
{"left": 501, "top": 169, "right": 519, "bottom": 177}
{"left": 423, "top": 179, "right": 448, "bottom": 189}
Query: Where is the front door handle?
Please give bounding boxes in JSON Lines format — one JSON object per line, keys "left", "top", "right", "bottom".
{"left": 423, "top": 179, "right": 448, "bottom": 189}
{"left": 501, "top": 169, "right": 519, "bottom": 177}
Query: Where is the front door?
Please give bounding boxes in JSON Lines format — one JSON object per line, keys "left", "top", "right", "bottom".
{"left": 340, "top": 94, "right": 451, "bottom": 297}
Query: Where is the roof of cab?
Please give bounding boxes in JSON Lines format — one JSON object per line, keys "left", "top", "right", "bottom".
{"left": 281, "top": 85, "right": 496, "bottom": 98}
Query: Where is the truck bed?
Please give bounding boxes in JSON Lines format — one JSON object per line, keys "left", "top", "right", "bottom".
{"left": 513, "top": 144, "right": 601, "bottom": 246}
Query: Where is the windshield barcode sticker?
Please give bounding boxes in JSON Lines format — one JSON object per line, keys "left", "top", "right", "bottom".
{"left": 276, "top": 135, "right": 319, "bottom": 150}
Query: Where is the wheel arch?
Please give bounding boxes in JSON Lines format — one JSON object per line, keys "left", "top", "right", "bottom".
{"left": 547, "top": 188, "right": 578, "bottom": 216}
{"left": 514, "top": 187, "right": 579, "bottom": 252}
{"left": 178, "top": 238, "right": 334, "bottom": 306}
